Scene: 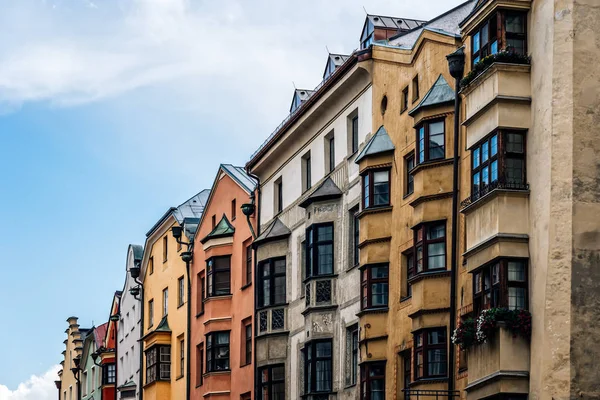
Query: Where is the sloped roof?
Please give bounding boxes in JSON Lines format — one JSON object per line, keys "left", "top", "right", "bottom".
{"left": 460, "top": 0, "right": 489, "bottom": 27}
{"left": 200, "top": 214, "right": 235, "bottom": 244}
{"left": 221, "top": 164, "right": 257, "bottom": 194}
{"left": 355, "top": 125, "right": 395, "bottom": 163}
{"left": 323, "top": 53, "right": 350, "bottom": 79}
{"left": 409, "top": 74, "right": 455, "bottom": 116}
{"left": 365, "top": 14, "right": 426, "bottom": 31}
{"left": 254, "top": 218, "right": 291, "bottom": 245}
{"left": 290, "top": 89, "right": 315, "bottom": 113}
{"left": 299, "top": 177, "right": 343, "bottom": 208}
{"left": 388, "top": 1, "right": 476, "bottom": 49}
{"left": 130, "top": 244, "right": 143, "bottom": 261}
{"left": 94, "top": 323, "right": 108, "bottom": 349}
{"left": 117, "top": 380, "right": 137, "bottom": 390}
{"left": 173, "top": 189, "right": 210, "bottom": 224}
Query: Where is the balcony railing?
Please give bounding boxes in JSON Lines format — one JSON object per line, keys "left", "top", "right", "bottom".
{"left": 402, "top": 389, "right": 460, "bottom": 400}
{"left": 460, "top": 180, "right": 529, "bottom": 209}
{"left": 257, "top": 307, "right": 287, "bottom": 335}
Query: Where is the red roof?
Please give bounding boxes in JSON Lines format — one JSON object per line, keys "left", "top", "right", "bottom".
{"left": 94, "top": 323, "right": 108, "bottom": 349}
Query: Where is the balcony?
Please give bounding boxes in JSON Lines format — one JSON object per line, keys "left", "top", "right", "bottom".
{"left": 462, "top": 61, "right": 531, "bottom": 149}
{"left": 466, "top": 324, "right": 530, "bottom": 400}
{"left": 257, "top": 307, "right": 288, "bottom": 336}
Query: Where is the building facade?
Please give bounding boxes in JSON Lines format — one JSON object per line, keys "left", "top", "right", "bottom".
{"left": 190, "top": 164, "right": 257, "bottom": 400}
{"left": 140, "top": 190, "right": 208, "bottom": 400}
{"left": 95, "top": 292, "right": 120, "bottom": 400}
{"left": 116, "top": 244, "right": 143, "bottom": 400}
{"left": 81, "top": 324, "right": 107, "bottom": 400}
{"left": 57, "top": 317, "right": 89, "bottom": 400}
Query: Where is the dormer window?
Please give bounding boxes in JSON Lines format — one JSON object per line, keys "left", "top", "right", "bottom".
{"left": 471, "top": 11, "right": 527, "bottom": 65}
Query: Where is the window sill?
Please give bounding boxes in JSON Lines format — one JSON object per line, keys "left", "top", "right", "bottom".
{"left": 411, "top": 158, "right": 453, "bottom": 175}
{"left": 410, "top": 377, "right": 449, "bottom": 386}
{"left": 356, "top": 205, "right": 392, "bottom": 218}
{"left": 176, "top": 375, "right": 184, "bottom": 381}
{"left": 240, "top": 362, "right": 251, "bottom": 368}
{"left": 195, "top": 311, "right": 205, "bottom": 318}
{"left": 403, "top": 191, "right": 414, "bottom": 200}
{"left": 256, "top": 302, "right": 289, "bottom": 312}
{"left": 356, "top": 307, "right": 389, "bottom": 317}
{"left": 204, "top": 294, "right": 233, "bottom": 303}
{"left": 302, "top": 304, "right": 338, "bottom": 316}
{"left": 408, "top": 270, "right": 451, "bottom": 285}
{"left": 203, "top": 370, "right": 231, "bottom": 378}
{"left": 303, "top": 273, "right": 338, "bottom": 284}
{"left": 344, "top": 383, "right": 357, "bottom": 390}
{"left": 346, "top": 263, "right": 360, "bottom": 273}
{"left": 177, "top": 303, "right": 184, "bottom": 309}
{"left": 240, "top": 282, "right": 252, "bottom": 291}
{"left": 195, "top": 383, "right": 203, "bottom": 389}
{"left": 400, "top": 295, "right": 412, "bottom": 303}
{"left": 142, "top": 379, "right": 170, "bottom": 389}
{"left": 460, "top": 185, "right": 530, "bottom": 214}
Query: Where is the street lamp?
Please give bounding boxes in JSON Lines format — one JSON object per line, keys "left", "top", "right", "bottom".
{"left": 71, "top": 355, "right": 82, "bottom": 400}
{"left": 241, "top": 192, "right": 257, "bottom": 239}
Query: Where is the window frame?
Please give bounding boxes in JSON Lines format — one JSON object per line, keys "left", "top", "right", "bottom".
{"left": 102, "top": 363, "right": 116, "bottom": 385}
{"left": 416, "top": 118, "right": 446, "bottom": 164}
{"left": 258, "top": 257, "right": 287, "bottom": 308}
{"left": 305, "top": 223, "right": 335, "bottom": 279}
{"left": 473, "top": 258, "right": 529, "bottom": 315}
{"left": 303, "top": 339, "right": 333, "bottom": 394}
{"left": 351, "top": 115, "right": 359, "bottom": 154}
{"left": 206, "top": 256, "right": 231, "bottom": 297}
{"left": 179, "top": 338, "right": 185, "bottom": 378}
{"left": 196, "top": 343, "right": 204, "bottom": 387}
{"left": 361, "top": 263, "right": 389, "bottom": 310}
{"left": 303, "top": 152, "right": 312, "bottom": 192}
{"left": 206, "top": 331, "right": 231, "bottom": 372}
{"left": 328, "top": 135, "right": 336, "bottom": 173}
{"left": 361, "top": 168, "right": 391, "bottom": 209}
{"left": 145, "top": 345, "right": 171, "bottom": 384}
{"left": 346, "top": 324, "right": 359, "bottom": 386}
{"left": 405, "top": 153, "right": 415, "bottom": 196}
{"left": 275, "top": 178, "right": 283, "bottom": 214}
{"left": 162, "top": 236, "right": 168, "bottom": 262}
{"left": 401, "top": 86, "right": 409, "bottom": 113}
{"left": 162, "top": 287, "right": 168, "bottom": 316}
{"left": 470, "top": 11, "right": 528, "bottom": 67}
{"left": 148, "top": 299, "right": 154, "bottom": 327}
{"left": 412, "top": 75, "right": 420, "bottom": 102}
{"left": 178, "top": 276, "right": 184, "bottom": 308}
{"left": 414, "top": 327, "right": 447, "bottom": 380}
{"left": 244, "top": 322, "right": 252, "bottom": 366}
{"left": 353, "top": 209, "right": 360, "bottom": 267}
{"left": 231, "top": 198, "right": 236, "bottom": 220}
{"left": 245, "top": 244, "right": 253, "bottom": 286}
{"left": 360, "top": 361, "right": 386, "bottom": 400}
{"left": 259, "top": 364, "right": 285, "bottom": 400}
{"left": 413, "top": 221, "right": 447, "bottom": 274}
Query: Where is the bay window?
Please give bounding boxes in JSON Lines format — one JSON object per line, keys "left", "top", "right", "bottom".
{"left": 207, "top": 256, "right": 231, "bottom": 297}
{"left": 361, "top": 263, "right": 389, "bottom": 310}
{"left": 362, "top": 169, "right": 390, "bottom": 209}
{"left": 102, "top": 363, "right": 116, "bottom": 385}
{"left": 206, "top": 331, "right": 230, "bottom": 372}
{"left": 416, "top": 120, "right": 445, "bottom": 164}
{"left": 260, "top": 365, "right": 285, "bottom": 400}
{"left": 146, "top": 345, "right": 171, "bottom": 384}
{"left": 258, "top": 257, "right": 286, "bottom": 307}
{"left": 473, "top": 259, "right": 528, "bottom": 315}
{"left": 471, "top": 11, "right": 527, "bottom": 66}
{"left": 303, "top": 340, "right": 333, "bottom": 395}
{"left": 471, "top": 131, "right": 526, "bottom": 200}
{"left": 360, "top": 362, "right": 385, "bottom": 400}
{"left": 306, "top": 223, "right": 334, "bottom": 278}
{"left": 413, "top": 222, "right": 446, "bottom": 273}
{"left": 414, "top": 328, "right": 447, "bottom": 379}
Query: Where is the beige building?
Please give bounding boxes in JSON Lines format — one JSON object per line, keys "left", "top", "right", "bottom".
{"left": 56, "top": 317, "right": 89, "bottom": 400}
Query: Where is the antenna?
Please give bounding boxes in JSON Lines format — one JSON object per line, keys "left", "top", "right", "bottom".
{"left": 362, "top": 5, "right": 368, "bottom": 15}
{"left": 292, "top": 81, "right": 297, "bottom": 89}
{"left": 325, "top": 45, "right": 330, "bottom": 54}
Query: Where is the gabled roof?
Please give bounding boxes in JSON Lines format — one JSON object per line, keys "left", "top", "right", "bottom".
{"left": 299, "top": 177, "right": 343, "bottom": 208}
{"left": 254, "top": 218, "right": 291, "bottom": 246}
{"left": 94, "top": 323, "right": 108, "bottom": 349}
{"left": 364, "top": 14, "right": 426, "bottom": 31}
{"left": 221, "top": 164, "right": 257, "bottom": 194}
{"left": 355, "top": 125, "right": 395, "bottom": 163}
{"left": 200, "top": 214, "right": 235, "bottom": 244}
{"left": 323, "top": 53, "right": 350, "bottom": 79}
{"left": 409, "top": 74, "right": 455, "bottom": 116}
{"left": 146, "top": 189, "right": 209, "bottom": 237}
{"left": 388, "top": 1, "right": 476, "bottom": 49}
{"left": 290, "top": 89, "right": 315, "bottom": 113}
{"left": 460, "top": 0, "right": 489, "bottom": 27}
{"left": 155, "top": 316, "right": 171, "bottom": 332}
{"left": 117, "top": 380, "right": 137, "bottom": 390}
{"left": 130, "top": 244, "right": 143, "bottom": 261}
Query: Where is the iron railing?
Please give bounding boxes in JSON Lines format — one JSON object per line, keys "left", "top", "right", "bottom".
{"left": 402, "top": 389, "right": 461, "bottom": 399}
{"left": 460, "top": 180, "right": 529, "bottom": 209}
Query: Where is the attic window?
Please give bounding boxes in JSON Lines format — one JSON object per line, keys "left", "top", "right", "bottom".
{"left": 381, "top": 95, "right": 388, "bottom": 115}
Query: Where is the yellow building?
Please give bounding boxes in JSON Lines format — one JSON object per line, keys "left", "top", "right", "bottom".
{"left": 140, "top": 190, "right": 209, "bottom": 400}
{"left": 57, "top": 317, "right": 89, "bottom": 400}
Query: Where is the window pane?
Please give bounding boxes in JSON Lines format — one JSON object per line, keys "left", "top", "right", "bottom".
{"left": 371, "top": 266, "right": 388, "bottom": 279}
{"left": 273, "top": 276, "right": 286, "bottom": 304}
{"left": 317, "top": 244, "right": 333, "bottom": 275}
{"left": 481, "top": 23, "right": 489, "bottom": 45}
{"left": 427, "top": 243, "right": 445, "bottom": 270}
{"left": 317, "top": 225, "right": 333, "bottom": 242}
{"left": 491, "top": 161, "right": 498, "bottom": 183}
{"left": 508, "top": 287, "right": 526, "bottom": 309}
{"left": 427, "top": 224, "right": 445, "bottom": 240}
{"left": 427, "top": 349, "right": 447, "bottom": 376}
{"left": 506, "top": 133, "right": 524, "bottom": 153}
{"left": 429, "top": 132, "right": 445, "bottom": 160}
{"left": 473, "top": 56, "right": 480, "bottom": 64}
{"left": 473, "top": 32, "right": 480, "bottom": 52}
{"left": 473, "top": 147, "right": 480, "bottom": 168}
{"left": 272, "top": 366, "right": 285, "bottom": 380}
{"left": 473, "top": 172, "right": 480, "bottom": 194}
{"left": 491, "top": 134, "right": 498, "bottom": 155}
{"left": 418, "top": 127, "right": 425, "bottom": 163}
{"left": 481, "top": 141, "right": 489, "bottom": 162}
{"left": 491, "top": 40, "right": 498, "bottom": 54}
{"left": 508, "top": 261, "right": 526, "bottom": 281}
{"left": 507, "top": 38, "right": 525, "bottom": 54}
{"left": 506, "top": 14, "right": 525, "bottom": 33}
{"left": 416, "top": 246, "right": 423, "bottom": 273}
{"left": 363, "top": 175, "right": 370, "bottom": 208}
{"left": 482, "top": 166, "right": 489, "bottom": 186}
{"left": 274, "top": 259, "right": 286, "bottom": 274}
{"left": 506, "top": 158, "right": 524, "bottom": 184}
{"left": 492, "top": 263, "right": 500, "bottom": 284}
{"left": 262, "top": 279, "right": 271, "bottom": 306}
{"left": 373, "top": 181, "right": 390, "bottom": 206}
{"left": 371, "top": 283, "right": 388, "bottom": 306}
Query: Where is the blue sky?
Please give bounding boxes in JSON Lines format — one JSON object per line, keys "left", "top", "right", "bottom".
{"left": 0, "top": 0, "right": 464, "bottom": 398}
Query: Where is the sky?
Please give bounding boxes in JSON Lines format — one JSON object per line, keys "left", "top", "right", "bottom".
{"left": 0, "top": 0, "right": 466, "bottom": 398}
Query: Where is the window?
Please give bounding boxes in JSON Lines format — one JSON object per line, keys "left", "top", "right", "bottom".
{"left": 149, "top": 256, "right": 154, "bottom": 275}
{"left": 162, "top": 287, "right": 168, "bottom": 316}
{"left": 362, "top": 169, "right": 390, "bottom": 209}
{"left": 361, "top": 263, "right": 389, "bottom": 309}
{"left": 360, "top": 362, "right": 385, "bottom": 400}
{"left": 163, "top": 236, "right": 168, "bottom": 262}
{"left": 91, "top": 367, "right": 95, "bottom": 391}
{"left": 412, "top": 75, "right": 419, "bottom": 101}
{"left": 306, "top": 223, "right": 334, "bottom": 278}
{"left": 207, "top": 256, "right": 231, "bottom": 297}
{"left": 353, "top": 209, "right": 360, "bottom": 267}
{"left": 197, "top": 273, "right": 205, "bottom": 315}
{"left": 231, "top": 198, "right": 237, "bottom": 220}
{"left": 148, "top": 299, "right": 154, "bottom": 327}
{"left": 243, "top": 322, "right": 252, "bottom": 366}
{"left": 416, "top": 119, "right": 445, "bottom": 163}
{"left": 259, "top": 364, "right": 285, "bottom": 400}
{"left": 303, "top": 340, "right": 333, "bottom": 394}
{"left": 274, "top": 177, "right": 283, "bottom": 214}
{"left": 258, "top": 257, "right": 286, "bottom": 307}
{"left": 414, "top": 222, "right": 446, "bottom": 273}
{"left": 82, "top": 371, "right": 87, "bottom": 396}
{"left": 414, "top": 328, "right": 447, "bottom": 379}
{"left": 405, "top": 154, "right": 415, "bottom": 195}
{"left": 146, "top": 345, "right": 171, "bottom": 383}
{"left": 325, "top": 131, "right": 335, "bottom": 172}
{"left": 178, "top": 276, "right": 184, "bottom": 307}
{"left": 346, "top": 325, "right": 359, "bottom": 386}
{"left": 471, "top": 131, "right": 526, "bottom": 199}
{"left": 245, "top": 245, "right": 253, "bottom": 286}
{"left": 302, "top": 152, "right": 312, "bottom": 192}
{"left": 206, "top": 331, "right": 230, "bottom": 372}
{"left": 404, "top": 251, "right": 414, "bottom": 298}
{"left": 402, "top": 351, "right": 411, "bottom": 398}
{"left": 196, "top": 343, "right": 204, "bottom": 386}
{"left": 179, "top": 338, "right": 185, "bottom": 378}
{"left": 471, "top": 12, "right": 527, "bottom": 66}
{"left": 351, "top": 115, "right": 359, "bottom": 154}
{"left": 212, "top": 215, "right": 216, "bottom": 229}
{"left": 473, "top": 259, "right": 528, "bottom": 315}
{"left": 401, "top": 86, "right": 409, "bottom": 113}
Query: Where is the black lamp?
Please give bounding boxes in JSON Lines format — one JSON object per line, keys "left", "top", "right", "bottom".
{"left": 129, "top": 286, "right": 140, "bottom": 297}
{"left": 171, "top": 226, "right": 183, "bottom": 240}
{"left": 181, "top": 251, "right": 193, "bottom": 263}
{"left": 241, "top": 202, "right": 256, "bottom": 216}
{"left": 73, "top": 356, "right": 81, "bottom": 368}
{"left": 91, "top": 352, "right": 98, "bottom": 362}
{"left": 129, "top": 260, "right": 141, "bottom": 279}
{"left": 447, "top": 46, "right": 465, "bottom": 80}
{"left": 109, "top": 314, "right": 120, "bottom": 322}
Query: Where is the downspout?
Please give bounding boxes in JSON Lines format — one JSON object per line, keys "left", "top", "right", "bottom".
{"left": 135, "top": 279, "right": 144, "bottom": 400}
{"left": 185, "top": 254, "right": 192, "bottom": 400}
{"left": 446, "top": 47, "right": 465, "bottom": 399}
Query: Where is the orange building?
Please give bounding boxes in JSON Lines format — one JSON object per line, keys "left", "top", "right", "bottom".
{"left": 190, "top": 164, "right": 257, "bottom": 400}
{"left": 96, "top": 291, "right": 121, "bottom": 400}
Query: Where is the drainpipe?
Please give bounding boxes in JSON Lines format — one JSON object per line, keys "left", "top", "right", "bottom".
{"left": 134, "top": 277, "right": 144, "bottom": 400}
{"left": 446, "top": 47, "right": 465, "bottom": 399}
{"left": 183, "top": 252, "right": 193, "bottom": 400}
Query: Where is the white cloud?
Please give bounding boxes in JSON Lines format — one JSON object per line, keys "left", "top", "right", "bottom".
{"left": 0, "top": 365, "right": 60, "bottom": 400}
